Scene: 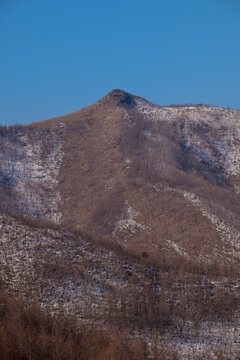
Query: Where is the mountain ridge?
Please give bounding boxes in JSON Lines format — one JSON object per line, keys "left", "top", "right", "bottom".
{"left": 28, "top": 89, "right": 240, "bottom": 127}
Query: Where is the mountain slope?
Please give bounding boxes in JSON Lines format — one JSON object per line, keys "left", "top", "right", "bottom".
{"left": 1, "top": 89, "right": 240, "bottom": 265}
{"left": 1, "top": 211, "right": 240, "bottom": 359}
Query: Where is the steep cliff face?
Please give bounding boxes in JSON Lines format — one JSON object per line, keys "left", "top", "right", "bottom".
{"left": 1, "top": 90, "right": 240, "bottom": 265}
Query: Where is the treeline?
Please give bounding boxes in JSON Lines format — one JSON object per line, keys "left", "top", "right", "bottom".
{"left": 0, "top": 288, "right": 157, "bottom": 360}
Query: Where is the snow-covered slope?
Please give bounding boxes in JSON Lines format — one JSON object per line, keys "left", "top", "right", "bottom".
{"left": 137, "top": 99, "right": 240, "bottom": 177}
{"left": 0, "top": 126, "right": 63, "bottom": 222}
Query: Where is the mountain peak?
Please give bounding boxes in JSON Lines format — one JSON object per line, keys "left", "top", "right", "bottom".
{"left": 100, "top": 89, "right": 137, "bottom": 107}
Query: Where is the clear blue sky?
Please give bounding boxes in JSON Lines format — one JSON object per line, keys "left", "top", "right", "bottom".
{"left": 0, "top": 0, "right": 240, "bottom": 125}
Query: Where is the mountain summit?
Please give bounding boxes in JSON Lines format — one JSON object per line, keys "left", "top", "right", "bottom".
{"left": 100, "top": 89, "right": 137, "bottom": 107}
{"left": 0, "top": 90, "right": 240, "bottom": 266}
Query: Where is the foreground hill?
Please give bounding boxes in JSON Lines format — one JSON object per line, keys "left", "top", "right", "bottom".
{"left": 1, "top": 89, "right": 240, "bottom": 266}
{"left": 0, "top": 211, "right": 240, "bottom": 358}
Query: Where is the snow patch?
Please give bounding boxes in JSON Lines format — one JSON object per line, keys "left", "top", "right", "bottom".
{"left": 113, "top": 201, "right": 149, "bottom": 237}
{"left": 165, "top": 240, "right": 189, "bottom": 259}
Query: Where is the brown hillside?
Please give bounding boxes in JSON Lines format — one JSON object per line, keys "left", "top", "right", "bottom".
{"left": 1, "top": 89, "right": 240, "bottom": 265}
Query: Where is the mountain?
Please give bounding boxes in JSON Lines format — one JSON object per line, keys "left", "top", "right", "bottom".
{"left": 1, "top": 89, "right": 240, "bottom": 267}
{"left": 1, "top": 90, "right": 240, "bottom": 358}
